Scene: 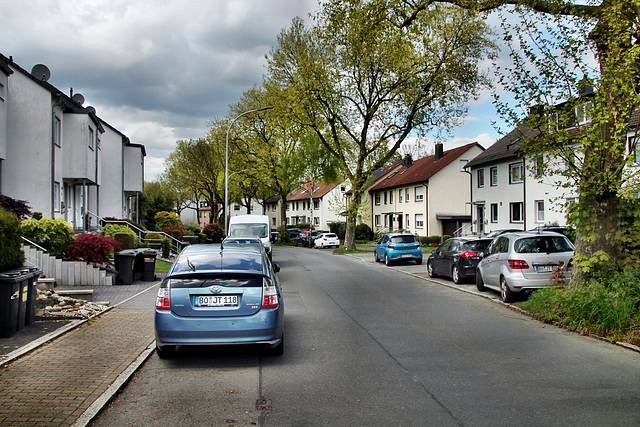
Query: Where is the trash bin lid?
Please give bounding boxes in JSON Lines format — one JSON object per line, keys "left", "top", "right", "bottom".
{"left": 117, "top": 249, "right": 137, "bottom": 257}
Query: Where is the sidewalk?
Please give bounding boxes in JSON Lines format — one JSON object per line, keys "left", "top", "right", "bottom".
{"left": 0, "top": 281, "right": 159, "bottom": 427}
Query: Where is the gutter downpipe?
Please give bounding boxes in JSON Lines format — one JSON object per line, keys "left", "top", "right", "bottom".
{"left": 51, "top": 95, "right": 63, "bottom": 218}
{"left": 423, "top": 181, "right": 429, "bottom": 237}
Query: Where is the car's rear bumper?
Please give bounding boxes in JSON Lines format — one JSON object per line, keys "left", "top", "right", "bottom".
{"left": 505, "top": 270, "right": 572, "bottom": 290}
{"left": 389, "top": 251, "right": 422, "bottom": 261}
{"left": 155, "top": 307, "right": 284, "bottom": 346}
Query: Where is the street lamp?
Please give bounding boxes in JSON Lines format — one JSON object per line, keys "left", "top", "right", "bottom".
{"left": 224, "top": 106, "right": 273, "bottom": 235}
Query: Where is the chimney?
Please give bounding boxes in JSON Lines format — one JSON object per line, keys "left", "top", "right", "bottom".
{"left": 403, "top": 154, "right": 413, "bottom": 169}
{"left": 435, "top": 143, "right": 444, "bottom": 161}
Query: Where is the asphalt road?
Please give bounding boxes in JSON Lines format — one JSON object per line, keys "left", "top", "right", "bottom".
{"left": 92, "top": 246, "right": 640, "bottom": 426}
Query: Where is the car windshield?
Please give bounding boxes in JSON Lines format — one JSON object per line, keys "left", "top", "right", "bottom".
{"left": 229, "top": 223, "right": 268, "bottom": 238}
{"left": 169, "top": 274, "right": 263, "bottom": 289}
{"left": 172, "top": 252, "right": 262, "bottom": 273}
{"left": 391, "top": 235, "right": 416, "bottom": 244}
{"left": 463, "top": 240, "right": 491, "bottom": 252}
{"left": 514, "top": 236, "right": 573, "bottom": 254}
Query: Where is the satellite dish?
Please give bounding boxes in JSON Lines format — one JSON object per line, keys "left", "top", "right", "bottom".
{"left": 31, "top": 64, "right": 51, "bottom": 82}
{"left": 72, "top": 93, "right": 85, "bottom": 105}
{"left": 86, "top": 106, "right": 96, "bottom": 114}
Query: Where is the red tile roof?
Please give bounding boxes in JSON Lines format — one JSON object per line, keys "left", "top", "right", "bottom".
{"left": 370, "top": 142, "right": 483, "bottom": 191}
{"left": 287, "top": 182, "right": 338, "bottom": 201}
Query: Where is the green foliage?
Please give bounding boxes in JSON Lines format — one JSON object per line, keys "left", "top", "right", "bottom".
{"left": 20, "top": 217, "right": 75, "bottom": 258}
{"left": 354, "top": 223, "right": 373, "bottom": 241}
{"left": 420, "top": 236, "right": 430, "bottom": 245}
{"left": 171, "top": 229, "right": 182, "bottom": 241}
{"left": 155, "top": 211, "right": 182, "bottom": 230}
{"left": 161, "top": 238, "right": 171, "bottom": 259}
{"left": 429, "top": 235, "right": 441, "bottom": 245}
{"left": 297, "top": 222, "right": 311, "bottom": 230}
{"left": 442, "top": 235, "right": 452, "bottom": 242}
{"left": 142, "top": 182, "right": 177, "bottom": 230}
{"left": 113, "top": 232, "right": 135, "bottom": 250}
{"left": 0, "top": 207, "right": 25, "bottom": 270}
{"left": 185, "top": 225, "right": 201, "bottom": 235}
{"left": 519, "top": 269, "right": 640, "bottom": 345}
{"left": 198, "top": 233, "right": 207, "bottom": 243}
{"left": 101, "top": 223, "right": 134, "bottom": 238}
{"left": 32, "top": 212, "right": 43, "bottom": 220}
{"left": 328, "top": 222, "right": 346, "bottom": 240}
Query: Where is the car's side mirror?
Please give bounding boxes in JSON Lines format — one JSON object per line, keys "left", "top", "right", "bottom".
{"left": 274, "top": 263, "right": 281, "bottom": 273}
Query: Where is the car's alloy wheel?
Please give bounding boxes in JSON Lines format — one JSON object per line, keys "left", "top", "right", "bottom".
{"left": 427, "top": 260, "right": 436, "bottom": 278}
{"left": 385, "top": 253, "right": 391, "bottom": 266}
{"left": 475, "top": 270, "right": 485, "bottom": 291}
{"left": 452, "top": 265, "right": 462, "bottom": 284}
{"left": 500, "top": 276, "right": 516, "bottom": 303}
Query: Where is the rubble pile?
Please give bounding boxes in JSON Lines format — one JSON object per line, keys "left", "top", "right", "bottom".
{"left": 36, "top": 290, "right": 109, "bottom": 319}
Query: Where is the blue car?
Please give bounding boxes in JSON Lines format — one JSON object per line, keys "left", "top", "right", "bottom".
{"left": 374, "top": 233, "right": 423, "bottom": 266}
{"left": 154, "top": 244, "right": 284, "bottom": 358}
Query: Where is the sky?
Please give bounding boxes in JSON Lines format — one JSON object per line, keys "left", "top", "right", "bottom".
{"left": 1, "top": 0, "right": 507, "bottom": 181}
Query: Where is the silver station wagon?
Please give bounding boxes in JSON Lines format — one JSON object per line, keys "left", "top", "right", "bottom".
{"left": 476, "top": 231, "right": 575, "bottom": 303}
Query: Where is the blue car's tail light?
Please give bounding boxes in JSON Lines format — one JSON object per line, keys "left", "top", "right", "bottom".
{"left": 155, "top": 286, "right": 171, "bottom": 310}
{"left": 262, "top": 277, "right": 278, "bottom": 308}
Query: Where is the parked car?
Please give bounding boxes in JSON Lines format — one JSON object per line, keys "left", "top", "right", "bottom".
{"left": 427, "top": 237, "right": 493, "bottom": 284}
{"left": 529, "top": 226, "right": 575, "bottom": 242}
{"left": 154, "top": 243, "right": 284, "bottom": 358}
{"left": 308, "top": 230, "right": 325, "bottom": 247}
{"left": 484, "top": 229, "right": 522, "bottom": 239}
{"left": 294, "top": 231, "right": 310, "bottom": 247}
{"left": 287, "top": 228, "right": 302, "bottom": 240}
{"left": 475, "top": 231, "right": 575, "bottom": 303}
{"left": 314, "top": 232, "right": 340, "bottom": 249}
{"left": 374, "top": 233, "right": 423, "bottom": 266}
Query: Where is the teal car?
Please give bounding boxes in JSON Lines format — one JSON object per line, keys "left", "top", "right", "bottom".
{"left": 374, "top": 233, "right": 423, "bottom": 266}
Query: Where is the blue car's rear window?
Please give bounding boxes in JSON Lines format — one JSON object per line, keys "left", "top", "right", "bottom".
{"left": 169, "top": 275, "right": 263, "bottom": 289}
{"left": 391, "top": 235, "right": 416, "bottom": 244}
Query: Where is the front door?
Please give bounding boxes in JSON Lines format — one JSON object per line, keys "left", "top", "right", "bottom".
{"left": 476, "top": 205, "right": 485, "bottom": 235}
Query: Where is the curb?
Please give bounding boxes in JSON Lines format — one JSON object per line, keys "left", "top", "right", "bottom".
{"left": 345, "top": 252, "right": 640, "bottom": 354}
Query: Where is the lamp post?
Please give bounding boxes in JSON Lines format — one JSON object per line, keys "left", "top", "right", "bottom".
{"left": 225, "top": 106, "right": 273, "bottom": 235}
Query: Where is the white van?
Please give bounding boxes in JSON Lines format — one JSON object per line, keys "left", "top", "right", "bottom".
{"left": 227, "top": 215, "right": 272, "bottom": 258}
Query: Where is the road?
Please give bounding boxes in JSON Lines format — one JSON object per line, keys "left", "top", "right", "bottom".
{"left": 92, "top": 246, "right": 640, "bottom": 426}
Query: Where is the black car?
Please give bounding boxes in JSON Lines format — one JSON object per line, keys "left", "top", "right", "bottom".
{"left": 294, "top": 231, "right": 310, "bottom": 246}
{"left": 287, "top": 228, "right": 302, "bottom": 240}
{"left": 427, "top": 237, "right": 493, "bottom": 284}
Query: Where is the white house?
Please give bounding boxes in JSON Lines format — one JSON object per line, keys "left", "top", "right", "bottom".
{"left": 0, "top": 54, "right": 144, "bottom": 228}
{"left": 285, "top": 182, "right": 345, "bottom": 230}
{"left": 369, "top": 142, "right": 485, "bottom": 237}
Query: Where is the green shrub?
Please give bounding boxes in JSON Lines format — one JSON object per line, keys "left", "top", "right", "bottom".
{"left": 420, "top": 236, "right": 429, "bottom": 245}
{"left": 442, "top": 235, "right": 452, "bottom": 242}
{"left": 297, "top": 222, "right": 311, "bottom": 230}
{"left": 32, "top": 212, "right": 43, "bottom": 220}
{"left": 101, "top": 223, "right": 134, "bottom": 238}
{"left": 114, "top": 232, "right": 135, "bottom": 249}
{"left": 429, "top": 235, "right": 441, "bottom": 245}
{"left": 154, "top": 211, "right": 181, "bottom": 230}
{"left": 145, "top": 232, "right": 163, "bottom": 249}
{"left": 20, "top": 217, "right": 75, "bottom": 258}
{"left": 355, "top": 223, "right": 373, "bottom": 241}
{"left": 185, "top": 224, "right": 201, "bottom": 235}
{"left": 198, "top": 233, "right": 207, "bottom": 243}
{"left": 171, "top": 229, "right": 182, "bottom": 241}
{"left": 161, "top": 238, "right": 171, "bottom": 258}
{"left": 519, "top": 269, "right": 640, "bottom": 345}
{"left": 328, "top": 222, "right": 346, "bottom": 240}
{"left": 0, "top": 207, "right": 25, "bottom": 270}
{"left": 202, "top": 223, "right": 224, "bottom": 243}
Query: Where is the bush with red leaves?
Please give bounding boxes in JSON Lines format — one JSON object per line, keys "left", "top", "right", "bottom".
{"left": 64, "top": 233, "right": 122, "bottom": 266}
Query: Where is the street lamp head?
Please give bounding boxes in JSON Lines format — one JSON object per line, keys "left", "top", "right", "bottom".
{"left": 257, "top": 106, "right": 274, "bottom": 112}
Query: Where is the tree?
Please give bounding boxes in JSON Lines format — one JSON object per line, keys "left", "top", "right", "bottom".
{"left": 266, "top": 0, "right": 496, "bottom": 249}
{"left": 141, "top": 181, "right": 176, "bottom": 231}
{"left": 400, "top": 0, "right": 640, "bottom": 282}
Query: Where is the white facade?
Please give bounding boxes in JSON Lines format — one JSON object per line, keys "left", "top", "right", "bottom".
{"left": 0, "top": 54, "right": 144, "bottom": 228}
{"left": 286, "top": 183, "right": 345, "bottom": 230}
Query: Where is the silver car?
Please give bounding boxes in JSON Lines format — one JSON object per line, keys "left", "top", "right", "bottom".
{"left": 476, "top": 231, "right": 575, "bottom": 303}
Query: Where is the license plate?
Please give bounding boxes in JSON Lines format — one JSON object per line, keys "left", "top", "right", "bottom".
{"left": 402, "top": 254, "right": 413, "bottom": 258}
{"left": 536, "top": 265, "right": 555, "bottom": 272}
{"left": 195, "top": 295, "right": 238, "bottom": 307}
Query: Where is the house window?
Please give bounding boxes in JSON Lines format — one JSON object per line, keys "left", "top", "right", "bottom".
{"left": 314, "top": 200, "right": 319, "bottom": 209}
{"left": 54, "top": 116, "right": 61, "bottom": 147}
{"left": 490, "top": 203, "right": 498, "bottom": 223}
{"left": 88, "top": 127, "right": 94, "bottom": 150}
{"left": 490, "top": 167, "right": 498, "bottom": 186}
{"left": 375, "top": 215, "right": 381, "bottom": 227}
{"left": 477, "top": 169, "right": 485, "bottom": 187}
{"left": 375, "top": 193, "right": 381, "bottom": 206}
{"left": 576, "top": 101, "right": 593, "bottom": 125}
{"left": 405, "top": 188, "right": 410, "bottom": 202}
{"left": 415, "top": 186, "right": 423, "bottom": 202}
{"left": 384, "top": 192, "right": 388, "bottom": 205}
{"left": 389, "top": 191, "right": 394, "bottom": 204}
{"left": 199, "top": 201, "right": 208, "bottom": 208}
{"left": 509, "top": 163, "right": 524, "bottom": 184}
{"left": 629, "top": 137, "right": 639, "bottom": 164}
{"left": 510, "top": 202, "right": 524, "bottom": 223}
{"left": 295, "top": 201, "right": 299, "bottom": 210}
{"left": 406, "top": 214, "right": 410, "bottom": 228}
{"left": 0, "top": 82, "right": 5, "bottom": 101}
{"left": 535, "top": 200, "right": 545, "bottom": 223}
{"left": 415, "top": 214, "right": 424, "bottom": 228}
{"left": 460, "top": 159, "right": 468, "bottom": 172}
{"left": 234, "top": 204, "right": 240, "bottom": 211}
{"left": 399, "top": 189, "right": 403, "bottom": 203}
{"left": 384, "top": 215, "right": 388, "bottom": 227}
{"left": 53, "top": 181, "right": 60, "bottom": 212}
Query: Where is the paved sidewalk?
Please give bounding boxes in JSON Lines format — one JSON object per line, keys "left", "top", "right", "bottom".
{"left": 0, "top": 282, "right": 159, "bottom": 427}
